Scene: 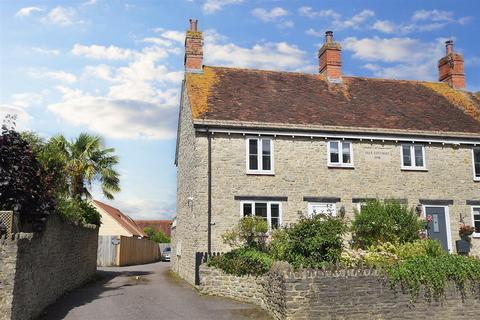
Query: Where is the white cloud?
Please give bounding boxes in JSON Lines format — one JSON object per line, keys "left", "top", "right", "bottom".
{"left": 0, "top": 92, "right": 44, "bottom": 129}
{"left": 305, "top": 28, "right": 324, "bottom": 37}
{"left": 48, "top": 87, "right": 178, "bottom": 140}
{"left": 42, "top": 6, "right": 78, "bottom": 26}
{"left": 203, "top": 0, "right": 243, "bottom": 14}
{"left": 343, "top": 36, "right": 446, "bottom": 80}
{"left": 278, "top": 20, "right": 294, "bottom": 29}
{"left": 49, "top": 35, "right": 184, "bottom": 140}
{"left": 29, "top": 70, "right": 77, "bottom": 83}
{"left": 72, "top": 44, "right": 134, "bottom": 60}
{"left": 251, "top": 7, "right": 289, "bottom": 22}
{"left": 15, "top": 6, "right": 43, "bottom": 17}
{"left": 412, "top": 9, "right": 454, "bottom": 22}
{"left": 100, "top": 196, "right": 175, "bottom": 220}
{"left": 300, "top": 7, "right": 375, "bottom": 30}
{"left": 82, "top": 0, "right": 98, "bottom": 6}
{"left": 82, "top": 64, "right": 114, "bottom": 81}
{"left": 160, "top": 30, "right": 185, "bottom": 43}
{"left": 31, "top": 47, "right": 60, "bottom": 55}
{"left": 372, "top": 20, "right": 396, "bottom": 33}
{"left": 204, "top": 30, "right": 312, "bottom": 71}
{"left": 372, "top": 10, "right": 471, "bottom": 35}
{"left": 0, "top": 105, "right": 32, "bottom": 130}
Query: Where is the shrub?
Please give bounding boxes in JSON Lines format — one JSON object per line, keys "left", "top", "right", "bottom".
{"left": 387, "top": 255, "right": 480, "bottom": 302}
{"left": 207, "top": 247, "right": 273, "bottom": 276}
{"left": 221, "top": 216, "right": 268, "bottom": 250}
{"left": 350, "top": 200, "right": 424, "bottom": 249}
{"left": 340, "top": 240, "right": 446, "bottom": 269}
{"left": 0, "top": 117, "right": 55, "bottom": 230}
{"left": 270, "top": 215, "right": 347, "bottom": 268}
{"left": 144, "top": 227, "right": 171, "bottom": 243}
{"left": 396, "top": 239, "right": 445, "bottom": 260}
{"left": 57, "top": 198, "right": 101, "bottom": 226}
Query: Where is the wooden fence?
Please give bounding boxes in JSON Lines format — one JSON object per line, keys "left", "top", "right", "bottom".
{"left": 97, "top": 236, "right": 161, "bottom": 267}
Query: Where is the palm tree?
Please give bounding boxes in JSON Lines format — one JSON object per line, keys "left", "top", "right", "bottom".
{"left": 49, "top": 133, "right": 120, "bottom": 199}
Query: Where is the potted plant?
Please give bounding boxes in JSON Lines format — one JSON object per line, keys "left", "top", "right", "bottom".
{"left": 456, "top": 224, "right": 474, "bottom": 255}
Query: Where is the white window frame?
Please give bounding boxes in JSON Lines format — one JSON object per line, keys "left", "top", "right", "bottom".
{"left": 327, "top": 140, "right": 354, "bottom": 168}
{"left": 246, "top": 137, "right": 274, "bottom": 175}
{"left": 307, "top": 202, "right": 337, "bottom": 218}
{"left": 472, "top": 206, "right": 480, "bottom": 238}
{"left": 401, "top": 144, "right": 427, "bottom": 170}
{"left": 240, "top": 201, "right": 282, "bottom": 229}
{"left": 356, "top": 202, "right": 366, "bottom": 213}
{"left": 422, "top": 205, "right": 452, "bottom": 253}
{"left": 473, "top": 148, "right": 480, "bottom": 181}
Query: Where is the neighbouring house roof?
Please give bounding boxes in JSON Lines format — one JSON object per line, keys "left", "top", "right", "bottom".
{"left": 185, "top": 66, "right": 480, "bottom": 136}
{"left": 93, "top": 200, "right": 146, "bottom": 237}
{"left": 135, "top": 220, "right": 172, "bottom": 237}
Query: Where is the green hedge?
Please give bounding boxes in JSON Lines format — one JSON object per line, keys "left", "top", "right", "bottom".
{"left": 269, "top": 215, "right": 347, "bottom": 268}
{"left": 207, "top": 247, "right": 274, "bottom": 276}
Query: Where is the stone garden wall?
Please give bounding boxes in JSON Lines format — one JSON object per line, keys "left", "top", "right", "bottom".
{"left": 0, "top": 214, "right": 98, "bottom": 320}
{"left": 199, "top": 262, "right": 480, "bottom": 320}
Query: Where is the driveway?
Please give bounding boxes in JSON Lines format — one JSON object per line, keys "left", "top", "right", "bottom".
{"left": 38, "top": 262, "right": 270, "bottom": 320}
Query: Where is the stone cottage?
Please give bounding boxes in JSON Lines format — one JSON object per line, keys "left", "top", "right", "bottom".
{"left": 172, "top": 19, "right": 480, "bottom": 285}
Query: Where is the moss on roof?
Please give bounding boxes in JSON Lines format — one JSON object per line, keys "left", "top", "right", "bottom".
{"left": 421, "top": 82, "right": 480, "bottom": 122}
{"left": 185, "top": 66, "right": 218, "bottom": 118}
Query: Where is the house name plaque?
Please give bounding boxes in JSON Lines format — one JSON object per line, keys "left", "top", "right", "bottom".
{"left": 364, "top": 148, "right": 392, "bottom": 163}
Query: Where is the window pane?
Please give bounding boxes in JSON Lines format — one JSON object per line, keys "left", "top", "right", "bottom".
{"left": 243, "top": 203, "right": 252, "bottom": 217}
{"left": 271, "top": 204, "right": 279, "bottom": 218}
{"left": 271, "top": 218, "right": 279, "bottom": 229}
{"left": 249, "top": 139, "right": 258, "bottom": 155}
{"left": 342, "top": 142, "right": 351, "bottom": 164}
{"left": 248, "top": 140, "right": 258, "bottom": 170}
{"left": 414, "top": 146, "right": 424, "bottom": 167}
{"left": 249, "top": 156, "right": 258, "bottom": 170}
{"left": 262, "top": 139, "right": 271, "bottom": 171}
{"left": 474, "top": 209, "right": 480, "bottom": 233}
{"left": 475, "top": 149, "right": 480, "bottom": 177}
{"left": 402, "top": 145, "right": 412, "bottom": 166}
{"left": 255, "top": 203, "right": 268, "bottom": 219}
{"left": 330, "top": 142, "right": 339, "bottom": 163}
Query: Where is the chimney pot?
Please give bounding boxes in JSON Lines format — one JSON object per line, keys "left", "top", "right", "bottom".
{"left": 445, "top": 40, "right": 453, "bottom": 55}
{"left": 189, "top": 19, "right": 198, "bottom": 31}
{"left": 325, "top": 31, "right": 333, "bottom": 43}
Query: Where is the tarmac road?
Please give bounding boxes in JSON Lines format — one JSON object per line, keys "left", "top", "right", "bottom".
{"left": 38, "top": 261, "right": 270, "bottom": 320}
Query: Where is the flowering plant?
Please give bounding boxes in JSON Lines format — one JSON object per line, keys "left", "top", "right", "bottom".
{"left": 459, "top": 225, "right": 475, "bottom": 236}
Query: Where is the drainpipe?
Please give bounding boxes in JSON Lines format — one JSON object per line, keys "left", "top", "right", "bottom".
{"left": 207, "top": 127, "right": 212, "bottom": 255}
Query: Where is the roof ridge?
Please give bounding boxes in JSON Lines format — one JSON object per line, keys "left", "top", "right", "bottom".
{"left": 203, "top": 65, "right": 472, "bottom": 91}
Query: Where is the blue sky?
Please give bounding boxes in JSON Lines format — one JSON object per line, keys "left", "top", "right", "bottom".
{"left": 1, "top": 0, "right": 479, "bottom": 219}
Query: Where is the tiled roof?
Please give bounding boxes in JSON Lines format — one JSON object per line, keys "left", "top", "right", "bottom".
{"left": 93, "top": 200, "right": 146, "bottom": 237}
{"left": 135, "top": 220, "right": 172, "bottom": 237}
{"left": 185, "top": 66, "right": 480, "bottom": 135}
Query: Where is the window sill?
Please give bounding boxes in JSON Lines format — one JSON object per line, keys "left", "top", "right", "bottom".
{"left": 246, "top": 171, "right": 275, "bottom": 176}
{"left": 472, "top": 233, "right": 480, "bottom": 238}
{"left": 401, "top": 167, "right": 428, "bottom": 172}
{"left": 328, "top": 164, "right": 355, "bottom": 169}
{"left": 474, "top": 178, "right": 480, "bottom": 182}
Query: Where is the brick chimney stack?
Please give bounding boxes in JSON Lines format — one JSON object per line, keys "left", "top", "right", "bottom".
{"left": 438, "top": 40, "right": 465, "bottom": 90}
{"left": 318, "top": 31, "right": 342, "bottom": 82}
{"left": 184, "top": 19, "right": 203, "bottom": 73}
